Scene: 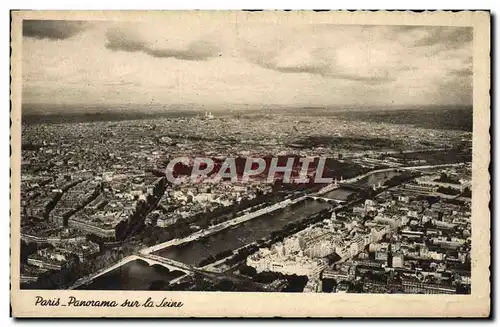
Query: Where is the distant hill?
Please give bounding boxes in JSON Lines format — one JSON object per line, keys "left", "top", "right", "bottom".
{"left": 331, "top": 106, "right": 473, "bottom": 132}
{"left": 21, "top": 103, "right": 201, "bottom": 125}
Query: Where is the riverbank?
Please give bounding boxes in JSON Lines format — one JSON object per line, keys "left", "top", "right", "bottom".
{"left": 143, "top": 163, "right": 465, "bottom": 257}
{"left": 141, "top": 195, "right": 308, "bottom": 255}
{"left": 72, "top": 162, "right": 468, "bottom": 290}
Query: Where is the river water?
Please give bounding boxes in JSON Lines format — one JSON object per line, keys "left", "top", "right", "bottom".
{"left": 155, "top": 199, "right": 331, "bottom": 266}
{"left": 80, "top": 170, "right": 400, "bottom": 290}
{"left": 323, "top": 188, "right": 355, "bottom": 200}
{"left": 79, "top": 259, "right": 186, "bottom": 290}
{"left": 354, "top": 170, "right": 400, "bottom": 187}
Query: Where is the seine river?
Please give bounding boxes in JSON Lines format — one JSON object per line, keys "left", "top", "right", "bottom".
{"left": 80, "top": 170, "right": 400, "bottom": 290}
{"left": 79, "top": 259, "right": 186, "bottom": 290}
{"left": 355, "top": 170, "right": 400, "bottom": 187}
{"left": 155, "top": 199, "right": 331, "bottom": 266}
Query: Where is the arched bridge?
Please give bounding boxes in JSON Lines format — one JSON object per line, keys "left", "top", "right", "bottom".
{"left": 306, "top": 196, "right": 345, "bottom": 204}
{"left": 68, "top": 254, "right": 191, "bottom": 290}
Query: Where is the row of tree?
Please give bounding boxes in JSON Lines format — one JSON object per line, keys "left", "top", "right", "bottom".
{"left": 238, "top": 264, "right": 308, "bottom": 292}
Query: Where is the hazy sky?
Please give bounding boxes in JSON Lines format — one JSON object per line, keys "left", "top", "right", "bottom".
{"left": 22, "top": 19, "right": 473, "bottom": 109}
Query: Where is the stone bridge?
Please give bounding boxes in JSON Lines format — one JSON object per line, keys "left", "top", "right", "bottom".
{"left": 69, "top": 254, "right": 191, "bottom": 290}
{"left": 306, "top": 196, "right": 345, "bottom": 204}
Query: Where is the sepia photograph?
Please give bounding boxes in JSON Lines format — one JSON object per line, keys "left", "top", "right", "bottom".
{"left": 10, "top": 10, "right": 490, "bottom": 317}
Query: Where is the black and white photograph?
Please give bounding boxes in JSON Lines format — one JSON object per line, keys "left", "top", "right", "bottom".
{"left": 10, "top": 10, "right": 490, "bottom": 317}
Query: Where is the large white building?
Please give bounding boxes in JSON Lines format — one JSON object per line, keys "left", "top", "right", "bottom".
{"left": 246, "top": 247, "right": 327, "bottom": 277}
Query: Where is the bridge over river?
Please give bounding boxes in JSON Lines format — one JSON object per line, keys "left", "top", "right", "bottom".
{"left": 69, "top": 253, "right": 192, "bottom": 290}
{"left": 70, "top": 162, "right": 466, "bottom": 290}
{"left": 305, "top": 195, "right": 345, "bottom": 204}
{"left": 69, "top": 252, "right": 258, "bottom": 290}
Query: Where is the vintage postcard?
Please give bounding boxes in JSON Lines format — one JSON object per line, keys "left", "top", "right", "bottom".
{"left": 10, "top": 10, "right": 490, "bottom": 317}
